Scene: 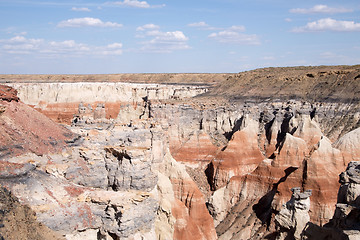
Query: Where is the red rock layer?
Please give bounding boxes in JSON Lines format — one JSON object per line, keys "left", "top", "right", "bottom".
{"left": 171, "top": 178, "right": 217, "bottom": 240}
{"left": 170, "top": 131, "right": 218, "bottom": 166}
{"left": 33, "top": 102, "right": 123, "bottom": 124}
{"left": 233, "top": 134, "right": 349, "bottom": 228}
{"left": 212, "top": 119, "right": 358, "bottom": 240}
{"left": 0, "top": 85, "right": 76, "bottom": 158}
{"left": 208, "top": 125, "right": 265, "bottom": 190}
{"left": 302, "top": 137, "right": 346, "bottom": 224}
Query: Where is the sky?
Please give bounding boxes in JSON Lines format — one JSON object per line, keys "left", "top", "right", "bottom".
{"left": 0, "top": 0, "right": 359, "bottom": 74}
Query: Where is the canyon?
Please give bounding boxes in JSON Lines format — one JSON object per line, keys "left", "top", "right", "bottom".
{"left": 0, "top": 65, "right": 359, "bottom": 239}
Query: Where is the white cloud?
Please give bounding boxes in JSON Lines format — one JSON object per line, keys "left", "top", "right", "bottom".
{"left": 208, "top": 26, "right": 260, "bottom": 45}
{"left": 136, "top": 24, "right": 160, "bottom": 31}
{"left": 99, "top": 43, "right": 123, "bottom": 55}
{"left": 1, "top": 36, "right": 43, "bottom": 54}
{"left": 114, "top": 0, "right": 149, "bottom": 8}
{"left": 138, "top": 29, "right": 190, "bottom": 53}
{"left": 71, "top": 7, "right": 91, "bottom": 12}
{"left": 293, "top": 18, "right": 360, "bottom": 32}
{"left": 135, "top": 24, "right": 190, "bottom": 53}
{"left": 290, "top": 5, "right": 353, "bottom": 14}
{"left": 0, "top": 35, "right": 123, "bottom": 56}
{"left": 57, "top": 17, "right": 123, "bottom": 28}
{"left": 187, "top": 21, "right": 220, "bottom": 30}
{"left": 107, "top": 43, "right": 123, "bottom": 48}
{"left": 229, "top": 25, "right": 246, "bottom": 31}
{"left": 47, "top": 40, "right": 90, "bottom": 53}
{"left": 188, "top": 21, "right": 209, "bottom": 27}
{"left": 109, "top": 0, "right": 165, "bottom": 8}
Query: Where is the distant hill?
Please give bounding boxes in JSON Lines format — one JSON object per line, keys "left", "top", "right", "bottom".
{"left": 0, "top": 73, "right": 231, "bottom": 85}
{"left": 204, "top": 65, "right": 360, "bottom": 102}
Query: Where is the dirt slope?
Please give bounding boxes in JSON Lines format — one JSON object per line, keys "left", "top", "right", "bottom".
{"left": 0, "top": 85, "right": 77, "bottom": 159}
{"left": 0, "top": 187, "right": 64, "bottom": 240}
{"left": 204, "top": 65, "right": 360, "bottom": 102}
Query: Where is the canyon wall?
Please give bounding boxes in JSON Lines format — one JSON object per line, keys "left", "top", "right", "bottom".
{"left": 1, "top": 65, "right": 360, "bottom": 239}
{"left": 6, "top": 82, "right": 208, "bottom": 123}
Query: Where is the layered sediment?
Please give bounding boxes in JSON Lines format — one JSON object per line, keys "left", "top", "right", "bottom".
{"left": 0, "top": 65, "right": 359, "bottom": 239}
{"left": 274, "top": 161, "right": 360, "bottom": 240}
{"left": 6, "top": 82, "right": 208, "bottom": 124}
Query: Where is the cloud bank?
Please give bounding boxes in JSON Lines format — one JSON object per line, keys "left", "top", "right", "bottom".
{"left": 188, "top": 21, "right": 209, "bottom": 27}
{"left": 208, "top": 26, "right": 260, "bottom": 45}
{"left": 136, "top": 24, "right": 190, "bottom": 53}
{"left": 290, "top": 5, "right": 353, "bottom": 14}
{"left": 0, "top": 35, "right": 123, "bottom": 56}
{"left": 293, "top": 18, "right": 360, "bottom": 32}
{"left": 136, "top": 24, "right": 160, "bottom": 31}
{"left": 58, "top": 17, "right": 123, "bottom": 28}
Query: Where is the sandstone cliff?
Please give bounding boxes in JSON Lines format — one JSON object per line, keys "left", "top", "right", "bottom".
{"left": 5, "top": 82, "right": 208, "bottom": 124}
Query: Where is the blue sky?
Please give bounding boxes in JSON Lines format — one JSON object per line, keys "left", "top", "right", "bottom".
{"left": 0, "top": 0, "right": 359, "bottom": 74}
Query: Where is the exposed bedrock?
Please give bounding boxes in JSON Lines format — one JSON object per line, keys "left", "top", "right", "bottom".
{"left": 6, "top": 82, "right": 208, "bottom": 124}
{"left": 274, "top": 187, "right": 312, "bottom": 240}
{"left": 329, "top": 161, "right": 360, "bottom": 238}
{"left": 0, "top": 105, "right": 217, "bottom": 240}
{"left": 0, "top": 187, "right": 64, "bottom": 240}
{"left": 150, "top": 99, "right": 360, "bottom": 239}
{"left": 1, "top": 65, "right": 360, "bottom": 240}
{"left": 274, "top": 161, "right": 360, "bottom": 240}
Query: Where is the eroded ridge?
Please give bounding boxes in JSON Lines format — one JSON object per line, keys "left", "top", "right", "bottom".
{"left": 0, "top": 65, "right": 359, "bottom": 239}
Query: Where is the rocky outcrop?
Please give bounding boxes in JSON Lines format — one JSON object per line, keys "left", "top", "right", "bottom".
{"left": 0, "top": 85, "right": 19, "bottom": 102}
{"left": 276, "top": 162, "right": 360, "bottom": 240}
{"left": 275, "top": 188, "right": 312, "bottom": 240}
{"left": 327, "top": 161, "right": 360, "bottom": 239}
{"left": 158, "top": 150, "right": 217, "bottom": 240}
{"left": 0, "top": 187, "right": 64, "bottom": 240}
{"left": 0, "top": 110, "right": 217, "bottom": 240}
{"left": 1, "top": 65, "right": 360, "bottom": 239}
{"left": 152, "top": 99, "right": 357, "bottom": 231}
{"left": 208, "top": 117, "right": 264, "bottom": 190}
{"left": 0, "top": 123, "right": 160, "bottom": 239}
{"left": 334, "top": 128, "right": 360, "bottom": 162}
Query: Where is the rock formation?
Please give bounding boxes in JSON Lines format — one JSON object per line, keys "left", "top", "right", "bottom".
{"left": 0, "top": 187, "right": 64, "bottom": 240}
{"left": 0, "top": 85, "right": 19, "bottom": 102}
{"left": 0, "top": 89, "right": 217, "bottom": 239}
{"left": 5, "top": 82, "right": 209, "bottom": 124}
{"left": 275, "top": 188, "right": 312, "bottom": 240}
{"left": 324, "top": 161, "right": 360, "bottom": 239}
{"left": 0, "top": 65, "right": 359, "bottom": 239}
{"left": 274, "top": 161, "right": 360, "bottom": 240}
